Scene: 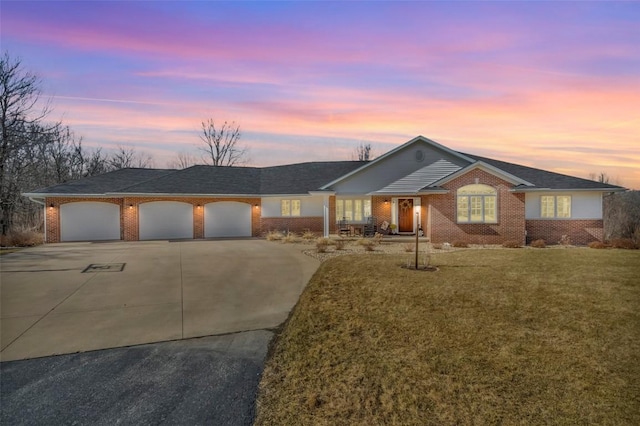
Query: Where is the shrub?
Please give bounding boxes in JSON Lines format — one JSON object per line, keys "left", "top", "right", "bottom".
{"left": 432, "top": 243, "right": 443, "bottom": 250}
{"left": 316, "top": 237, "right": 330, "bottom": 253}
{"left": 530, "top": 239, "right": 546, "bottom": 248}
{"left": 559, "top": 235, "right": 572, "bottom": 246}
{"left": 452, "top": 241, "right": 468, "bottom": 248}
{"left": 610, "top": 238, "right": 638, "bottom": 249}
{"left": 403, "top": 243, "right": 414, "bottom": 252}
{"left": 588, "top": 241, "right": 607, "bottom": 249}
{"left": 357, "top": 238, "right": 376, "bottom": 251}
{"left": 266, "top": 230, "right": 284, "bottom": 241}
{"left": 282, "top": 232, "right": 300, "bottom": 243}
{"left": 502, "top": 240, "right": 521, "bottom": 248}
{"left": 334, "top": 239, "right": 346, "bottom": 250}
{"left": 373, "top": 233, "right": 384, "bottom": 244}
{"left": 0, "top": 229, "right": 43, "bottom": 247}
{"left": 301, "top": 230, "right": 316, "bottom": 240}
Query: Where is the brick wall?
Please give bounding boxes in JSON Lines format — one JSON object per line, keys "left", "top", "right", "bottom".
{"left": 45, "top": 197, "right": 123, "bottom": 243}
{"left": 260, "top": 217, "right": 324, "bottom": 235}
{"left": 428, "top": 170, "right": 526, "bottom": 245}
{"left": 45, "top": 197, "right": 261, "bottom": 243}
{"left": 526, "top": 219, "right": 603, "bottom": 245}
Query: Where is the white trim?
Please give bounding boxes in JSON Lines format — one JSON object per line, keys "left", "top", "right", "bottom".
{"left": 512, "top": 187, "right": 625, "bottom": 193}
{"left": 431, "top": 161, "right": 533, "bottom": 187}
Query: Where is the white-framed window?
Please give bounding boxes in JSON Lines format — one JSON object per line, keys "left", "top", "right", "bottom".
{"left": 541, "top": 195, "right": 571, "bottom": 218}
{"left": 281, "top": 199, "right": 301, "bottom": 217}
{"left": 335, "top": 198, "right": 372, "bottom": 222}
{"left": 457, "top": 184, "right": 497, "bottom": 223}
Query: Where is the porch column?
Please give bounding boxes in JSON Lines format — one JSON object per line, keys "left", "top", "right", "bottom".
{"left": 323, "top": 195, "right": 330, "bottom": 237}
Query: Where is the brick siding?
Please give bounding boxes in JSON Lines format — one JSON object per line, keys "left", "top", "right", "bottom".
{"left": 428, "top": 170, "right": 526, "bottom": 245}
{"left": 45, "top": 197, "right": 261, "bottom": 243}
{"left": 260, "top": 217, "right": 324, "bottom": 235}
{"left": 526, "top": 219, "right": 603, "bottom": 245}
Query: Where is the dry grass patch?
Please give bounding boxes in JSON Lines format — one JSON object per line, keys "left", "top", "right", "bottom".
{"left": 256, "top": 249, "right": 640, "bottom": 425}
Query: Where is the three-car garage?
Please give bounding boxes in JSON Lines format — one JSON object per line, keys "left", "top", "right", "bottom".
{"left": 57, "top": 200, "right": 253, "bottom": 242}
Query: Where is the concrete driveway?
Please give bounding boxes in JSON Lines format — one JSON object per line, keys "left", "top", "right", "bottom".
{"left": 0, "top": 239, "right": 319, "bottom": 361}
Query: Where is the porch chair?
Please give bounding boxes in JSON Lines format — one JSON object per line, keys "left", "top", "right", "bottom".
{"left": 338, "top": 218, "right": 351, "bottom": 237}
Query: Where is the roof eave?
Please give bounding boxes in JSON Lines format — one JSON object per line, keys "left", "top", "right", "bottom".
{"left": 511, "top": 187, "right": 628, "bottom": 193}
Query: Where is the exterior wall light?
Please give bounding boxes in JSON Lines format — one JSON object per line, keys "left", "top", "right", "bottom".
{"left": 129, "top": 204, "right": 134, "bottom": 209}
{"left": 384, "top": 199, "right": 389, "bottom": 205}
{"left": 49, "top": 203, "right": 54, "bottom": 209}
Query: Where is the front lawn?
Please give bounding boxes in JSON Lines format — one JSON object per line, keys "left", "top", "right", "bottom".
{"left": 255, "top": 249, "right": 640, "bottom": 425}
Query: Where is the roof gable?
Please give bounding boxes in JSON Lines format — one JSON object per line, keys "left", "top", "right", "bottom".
{"left": 376, "top": 159, "right": 462, "bottom": 194}
{"left": 428, "top": 161, "right": 533, "bottom": 188}
{"left": 320, "top": 135, "right": 473, "bottom": 190}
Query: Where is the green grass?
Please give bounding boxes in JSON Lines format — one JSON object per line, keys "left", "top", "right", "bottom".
{"left": 255, "top": 249, "right": 640, "bottom": 425}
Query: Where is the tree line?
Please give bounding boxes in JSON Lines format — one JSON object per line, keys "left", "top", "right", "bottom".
{"left": 0, "top": 52, "right": 254, "bottom": 234}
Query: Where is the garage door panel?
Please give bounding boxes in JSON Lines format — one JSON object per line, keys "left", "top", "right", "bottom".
{"left": 139, "top": 201, "right": 193, "bottom": 240}
{"left": 205, "top": 202, "right": 251, "bottom": 238}
{"left": 60, "top": 202, "right": 121, "bottom": 242}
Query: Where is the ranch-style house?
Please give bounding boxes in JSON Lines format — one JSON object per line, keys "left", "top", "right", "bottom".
{"left": 24, "top": 136, "right": 625, "bottom": 245}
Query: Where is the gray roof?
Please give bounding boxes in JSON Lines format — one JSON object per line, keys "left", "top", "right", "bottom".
{"left": 25, "top": 147, "right": 623, "bottom": 197}
{"left": 25, "top": 168, "right": 174, "bottom": 195}
{"left": 25, "top": 162, "right": 368, "bottom": 196}
{"left": 119, "top": 165, "right": 262, "bottom": 194}
{"left": 460, "top": 153, "right": 624, "bottom": 190}
{"left": 259, "top": 162, "right": 368, "bottom": 194}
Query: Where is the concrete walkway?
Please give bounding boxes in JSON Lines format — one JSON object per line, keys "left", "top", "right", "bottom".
{"left": 1, "top": 240, "right": 319, "bottom": 361}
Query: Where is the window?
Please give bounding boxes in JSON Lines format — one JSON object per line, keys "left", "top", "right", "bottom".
{"left": 281, "top": 199, "right": 301, "bottom": 216}
{"left": 335, "top": 199, "right": 372, "bottom": 222}
{"left": 541, "top": 195, "right": 571, "bottom": 218}
{"left": 457, "top": 184, "right": 497, "bottom": 223}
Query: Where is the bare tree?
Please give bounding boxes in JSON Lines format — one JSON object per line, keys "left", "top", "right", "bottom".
{"left": 198, "top": 118, "right": 247, "bottom": 166}
{"left": 353, "top": 142, "right": 373, "bottom": 161}
{"left": 167, "top": 151, "right": 198, "bottom": 169}
{"left": 0, "top": 52, "right": 52, "bottom": 233}
{"left": 107, "top": 145, "right": 154, "bottom": 170}
{"left": 604, "top": 191, "right": 640, "bottom": 244}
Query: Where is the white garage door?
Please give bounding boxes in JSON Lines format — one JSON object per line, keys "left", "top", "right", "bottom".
{"left": 60, "top": 202, "right": 121, "bottom": 242}
{"left": 139, "top": 201, "right": 193, "bottom": 240}
{"left": 205, "top": 202, "right": 252, "bottom": 238}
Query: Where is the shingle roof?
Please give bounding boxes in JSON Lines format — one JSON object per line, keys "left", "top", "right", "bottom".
{"left": 24, "top": 146, "right": 623, "bottom": 197}
{"left": 24, "top": 168, "right": 174, "bottom": 195}
{"left": 260, "top": 162, "right": 368, "bottom": 194}
{"left": 118, "top": 165, "right": 262, "bottom": 194}
{"left": 24, "top": 162, "right": 367, "bottom": 196}
{"left": 460, "top": 153, "right": 624, "bottom": 190}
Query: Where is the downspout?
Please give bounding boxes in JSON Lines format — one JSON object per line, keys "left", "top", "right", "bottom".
{"left": 29, "top": 197, "right": 46, "bottom": 243}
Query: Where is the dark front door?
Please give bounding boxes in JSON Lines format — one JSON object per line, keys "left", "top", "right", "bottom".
{"left": 398, "top": 198, "right": 414, "bottom": 233}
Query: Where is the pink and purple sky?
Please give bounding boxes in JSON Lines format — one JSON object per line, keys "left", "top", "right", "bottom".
{"left": 2, "top": 1, "right": 639, "bottom": 188}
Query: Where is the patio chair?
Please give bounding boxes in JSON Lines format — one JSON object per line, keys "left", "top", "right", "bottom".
{"left": 338, "top": 218, "right": 351, "bottom": 237}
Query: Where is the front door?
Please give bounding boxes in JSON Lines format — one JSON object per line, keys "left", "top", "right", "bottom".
{"left": 398, "top": 198, "right": 414, "bottom": 233}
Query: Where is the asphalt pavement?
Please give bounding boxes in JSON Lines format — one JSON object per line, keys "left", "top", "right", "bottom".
{"left": 1, "top": 330, "right": 272, "bottom": 426}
